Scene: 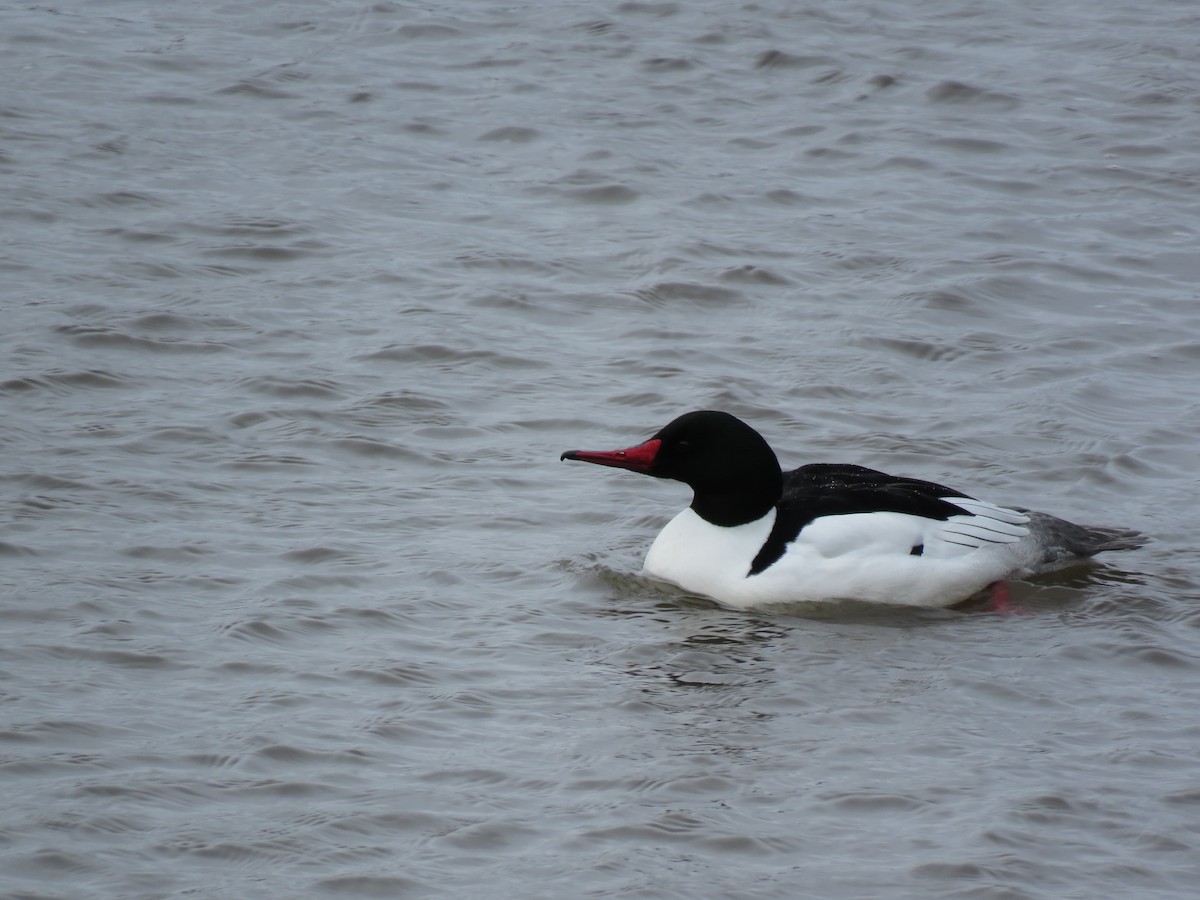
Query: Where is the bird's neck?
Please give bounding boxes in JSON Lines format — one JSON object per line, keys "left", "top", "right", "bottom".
{"left": 690, "top": 470, "right": 781, "bottom": 528}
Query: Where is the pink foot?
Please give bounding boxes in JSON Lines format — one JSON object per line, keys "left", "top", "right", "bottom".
{"left": 983, "top": 580, "right": 1022, "bottom": 615}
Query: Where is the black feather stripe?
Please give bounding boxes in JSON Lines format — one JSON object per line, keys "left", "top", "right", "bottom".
{"left": 748, "top": 463, "right": 975, "bottom": 577}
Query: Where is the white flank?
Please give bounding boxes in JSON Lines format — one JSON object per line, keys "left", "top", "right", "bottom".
{"left": 642, "top": 503, "right": 1036, "bottom": 610}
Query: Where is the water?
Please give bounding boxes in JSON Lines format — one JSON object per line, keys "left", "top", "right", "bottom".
{"left": 3, "top": 1, "right": 1199, "bottom": 897}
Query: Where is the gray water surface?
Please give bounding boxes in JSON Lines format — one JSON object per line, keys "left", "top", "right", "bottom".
{"left": 4, "top": 1, "right": 1200, "bottom": 897}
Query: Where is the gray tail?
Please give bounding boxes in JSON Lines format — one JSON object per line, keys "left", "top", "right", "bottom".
{"left": 1021, "top": 510, "right": 1147, "bottom": 570}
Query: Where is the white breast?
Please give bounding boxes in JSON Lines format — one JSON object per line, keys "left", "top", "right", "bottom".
{"left": 642, "top": 507, "right": 775, "bottom": 601}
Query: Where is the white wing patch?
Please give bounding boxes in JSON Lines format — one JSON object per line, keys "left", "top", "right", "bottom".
{"left": 935, "top": 497, "right": 1030, "bottom": 550}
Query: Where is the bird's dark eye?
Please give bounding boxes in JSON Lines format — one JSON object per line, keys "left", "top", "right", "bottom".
{"left": 676, "top": 440, "right": 691, "bottom": 452}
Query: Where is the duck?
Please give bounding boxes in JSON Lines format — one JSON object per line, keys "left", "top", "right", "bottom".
{"left": 561, "top": 410, "right": 1145, "bottom": 609}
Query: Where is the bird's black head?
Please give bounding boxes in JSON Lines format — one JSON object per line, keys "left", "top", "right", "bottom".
{"left": 561, "top": 410, "right": 783, "bottom": 527}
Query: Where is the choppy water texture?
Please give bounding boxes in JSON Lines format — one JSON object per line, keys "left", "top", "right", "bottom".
{"left": 4, "top": 1, "right": 1200, "bottom": 897}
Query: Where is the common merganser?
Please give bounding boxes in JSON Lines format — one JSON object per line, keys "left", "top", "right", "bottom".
{"left": 561, "top": 410, "right": 1145, "bottom": 609}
